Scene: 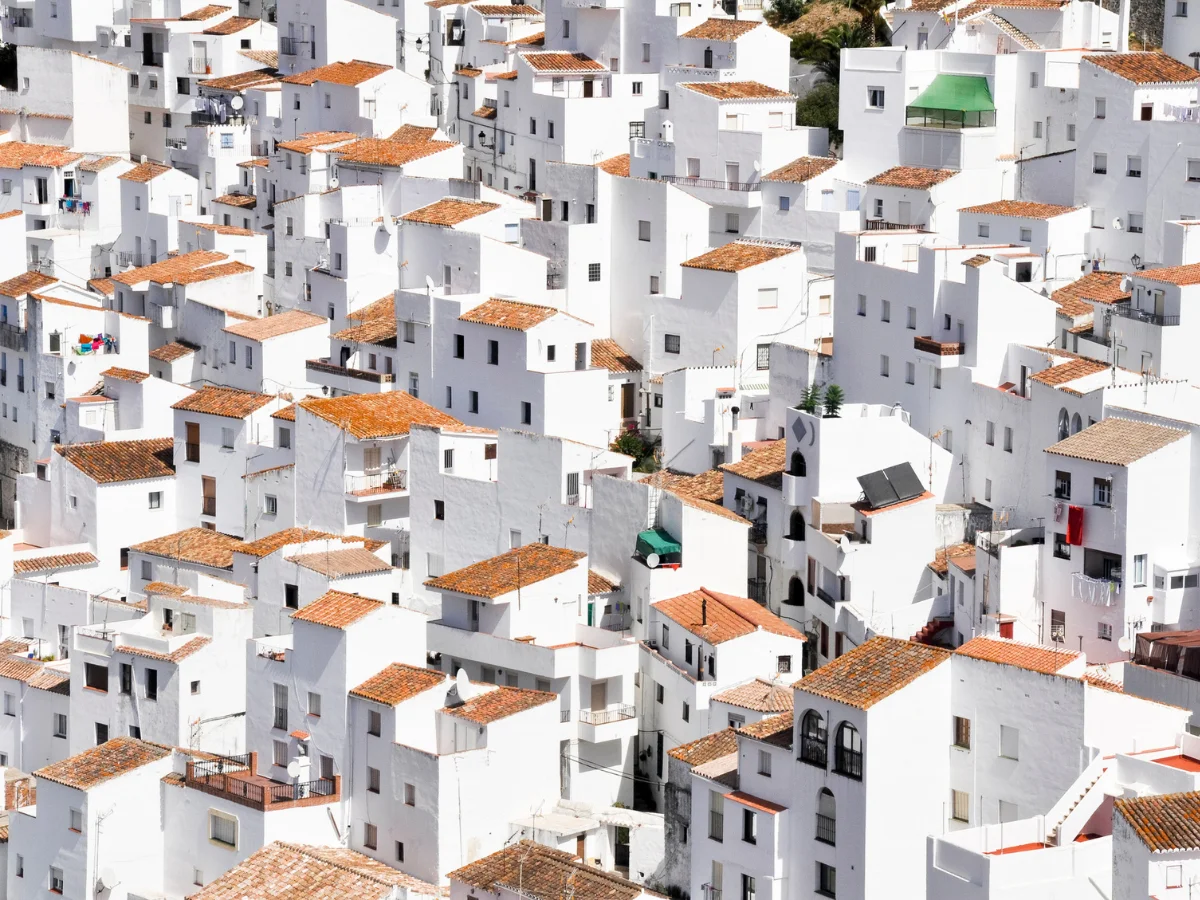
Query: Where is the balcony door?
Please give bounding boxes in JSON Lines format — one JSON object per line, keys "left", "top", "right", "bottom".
{"left": 363, "top": 446, "right": 381, "bottom": 474}
{"left": 590, "top": 679, "right": 607, "bottom": 711}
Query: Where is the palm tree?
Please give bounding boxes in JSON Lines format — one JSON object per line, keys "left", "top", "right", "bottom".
{"left": 811, "top": 23, "right": 872, "bottom": 83}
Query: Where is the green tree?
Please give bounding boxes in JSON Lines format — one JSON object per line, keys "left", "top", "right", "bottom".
{"left": 795, "top": 82, "right": 841, "bottom": 145}
{"left": 822, "top": 384, "right": 845, "bottom": 418}
{"left": 768, "top": 0, "right": 804, "bottom": 25}
{"left": 799, "top": 383, "right": 822, "bottom": 414}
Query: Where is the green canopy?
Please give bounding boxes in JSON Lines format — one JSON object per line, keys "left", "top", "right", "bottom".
{"left": 637, "top": 528, "right": 681, "bottom": 560}
{"left": 909, "top": 74, "right": 995, "bottom": 113}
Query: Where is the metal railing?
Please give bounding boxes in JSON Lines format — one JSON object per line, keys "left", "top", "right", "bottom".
{"left": 279, "top": 36, "right": 305, "bottom": 55}
{"left": 0, "top": 322, "right": 26, "bottom": 352}
{"left": 816, "top": 586, "right": 839, "bottom": 607}
{"left": 188, "top": 56, "right": 211, "bottom": 74}
{"left": 816, "top": 813, "right": 836, "bottom": 845}
{"left": 834, "top": 746, "right": 863, "bottom": 780}
{"left": 662, "top": 175, "right": 757, "bottom": 192}
{"left": 192, "top": 753, "right": 252, "bottom": 780}
{"left": 346, "top": 468, "right": 407, "bottom": 494}
{"left": 629, "top": 121, "right": 646, "bottom": 138}
{"left": 560, "top": 708, "right": 571, "bottom": 723}
{"left": 192, "top": 110, "right": 245, "bottom": 126}
{"left": 547, "top": 272, "right": 564, "bottom": 289}
{"left": 747, "top": 578, "right": 767, "bottom": 604}
{"left": 1110, "top": 302, "right": 1180, "bottom": 327}
{"left": 165, "top": 137, "right": 186, "bottom": 150}
{"left": 703, "top": 885, "right": 722, "bottom": 900}
{"left": 578, "top": 704, "right": 635, "bottom": 725}
{"left": 800, "top": 735, "right": 827, "bottom": 768}
{"left": 118, "top": 251, "right": 144, "bottom": 268}
{"left": 864, "top": 218, "right": 915, "bottom": 231}
{"left": 750, "top": 522, "right": 767, "bottom": 544}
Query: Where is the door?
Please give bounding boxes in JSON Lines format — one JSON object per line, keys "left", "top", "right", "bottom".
{"left": 202, "top": 475, "right": 216, "bottom": 517}
{"left": 846, "top": 189, "right": 860, "bottom": 211}
{"left": 917, "top": 28, "right": 928, "bottom": 48}
{"left": 469, "top": 599, "right": 480, "bottom": 632}
{"left": 621, "top": 382, "right": 635, "bottom": 418}
{"left": 897, "top": 200, "right": 911, "bottom": 225}
{"left": 957, "top": 320, "right": 965, "bottom": 343}
{"left": 192, "top": 40, "right": 207, "bottom": 72}
{"left": 999, "top": 621, "right": 1014, "bottom": 639}
{"left": 1141, "top": 104, "right": 1153, "bottom": 121}
{"left": 363, "top": 446, "right": 381, "bottom": 473}
{"left": 725, "top": 162, "right": 739, "bottom": 186}
{"left": 575, "top": 342, "right": 586, "bottom": 370}
{"left": 528, "top": 159, "right": 536, "bottom": 191}
{"left": 576, "top": 834, "right": 586, "bottom": 860}
{"left": 1153, "top": 289, "right": 1165, "bottom": 318}
{"left": 703, "top": 46, "right": 713, "bottom": 67}
{"left": 35, "top": 178, "right": 47, "bottom": 205}
{"left": 590, "top": 679, "right": 607, "bottom": 711}
{"left": 583, "top": 78, "right": 594, "bottom": 98}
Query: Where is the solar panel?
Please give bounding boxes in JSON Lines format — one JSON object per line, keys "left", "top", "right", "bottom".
{"left": 857, "top": 470, "right": 899, "bottom": 510}
{"left": 884, "top": 463, "right": 925, "bottom": 502}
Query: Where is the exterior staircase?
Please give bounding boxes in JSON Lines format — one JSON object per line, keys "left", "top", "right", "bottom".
{"left": 911, "top": 617, "right": 954, "bottom": 645}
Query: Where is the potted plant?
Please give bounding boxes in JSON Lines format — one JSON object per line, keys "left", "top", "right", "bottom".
{"left": 822, "top": 384, "right": 845, "bottom": 418}
{"left": 799, "top": 383, "right": 821, "bottom": 414}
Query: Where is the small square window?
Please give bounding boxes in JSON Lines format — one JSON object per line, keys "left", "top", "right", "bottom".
{"left": 588, "top": 263, "right": 601, "bottom": 282}
{"left": 867, "top": 87, "right": 885, "bottom": 108}
{"left": 664, "top": 334, "right": 680, "bottom": 354}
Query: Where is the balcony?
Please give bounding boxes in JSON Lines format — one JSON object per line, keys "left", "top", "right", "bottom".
{"left": 816, "top": 813, "right": 836, "bottom": 845}
{"left": 816, "top": 586, "right": 840, "bottom": 607}
{"left": 914, "top": 335, "right": 965, "bottom": 356}
{"left": 306, "top": 358, "right": 396, "bottom": 385}
{"left": 279, "top": 36, "right": 306, "bottom": 56}
{"left": 1109, "top": 302, "right": 1180, "bottom": 327}
{"left": 188, "top": 56, "right": 212, "bottom": 75}
{"left": 142, "top": 51, "right": 164, "bottom": 67}
{"left": 345, "top": 468, "right": 407, "bottom": 497}
{"left": 0, "top": 322, "right": 27, "bottom": 352}
{"left": 747, "top": 577, "right": 767, "bottom": 605}
{"left": 749, "top": 522, "right": 767, "bottom": 544}
{"left": 800, "top": 736, "right": 827, "bottom": 768}
{"left": 185, "top": 753, "right": 340, "bottom": 811}
{"left": 703, "top": 885, "right": 722, "bottom": 900}
{"left": 835, "top": 746, "right": 863, "bottom": 780}
{"left": 578, "top": 703, "right": 635, "bottom": 726}
{"left": 192, "top": 109, "right": 246, "bottom": 127}
{"left": 864, "top": 218, "right": 919, "bottom": 231}
{"left": 118, "top": 251, "right": 144, "bottom": 268}
{"left": 662, "top": 175, "right": 757, "bottom": 192}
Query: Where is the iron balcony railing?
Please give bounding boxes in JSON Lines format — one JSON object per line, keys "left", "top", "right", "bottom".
{"left": 747, "top": 578, "right": 767, "bottom": 605}
{"left": 1109, "top": 302, "right": 1180, "bottom": 327}
{"left": 750, "top": 522, "right": 767, "bottom": 544}
{"left": 816, "top": 813, "right": 836, "bottom": 845}
{"left": 578, "top": 704, "right": 635, "bottom": 725}
{"left": 142, "top": 50, "right": 164, "bottom": 67}
{"left": 800, "top": 735, "right": 827, "bottom": 768}
{"left": 835, "top": 746, "right": 863, "bottom": 780}
{"left": 345, "top": 468, "right": 407, "bottom": 494}
{"left": 188, "top": 56, "right": 211, "bottom": 74}
{"left": 816, "top": 586, "right": 839, "bottom": 607}
{"left": 703, "top": 885, "right": 722, "bottom": 900}
{"left": 279, "top": 36, "right": 305, "bottom": 55}
{"left": 662, "top": 175, "right": 756, "bottom": 192}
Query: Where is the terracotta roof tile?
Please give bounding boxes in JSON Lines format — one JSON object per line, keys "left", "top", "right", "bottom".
{"left": 0, "top": 142, "right": 83, "bottom": 169}
{"left": 280, "top": 60, "right": 392, "bottom": 86}
{"left": 522, "top": 51, "right": 606, "bottom": 72}
{"left": 1116, "top": 792, "right": 1200, "bottom": 852}
{"left": 445, "top": 686, "right": 558, "bottom": 723}
{"left": 236, "top": 157, "right": 270, "bottom": 169}
{"left": 680, "top": 81, "right": 792, "bottom": 101}
{"left": 172, "top": 385, "right": 274, "bottom": 418}
{"left": 149, "top": 341, "right": 198, "bottom": 362}
{"left": 101, "top": 366, "right": 150, "bottom": 382}
{"left": 668, "top": 728, "right": 739, "bottom": 765}
{"left": 116, "top": 634, "right": 211, "bottom": 662}
{"left": 144, "top": 581, "right": 189, "bottom": 596}
{"left": 489, "top": 69, "right": 519, "bottom": 80}
{"left": 960, "top": 200, "right": 1078, "bottom": 219}
{"left": 426, "top": 543, "right": 586, "bottom": 598}
{"left": 1084, "top": 51, "right": 1200, "bottom": 84}
{"left": 0, "top": 270, "right": 57, "bottom": 297}
{"left": 727, "top": 790, "right": 786, "bottom": 813}
{"left": 198, "top": 69, "right": 277, "bottom": 92}
{"left": 27, "top": 669, "right": 69, "bottom": 694}
{"left": 389, "top": 124, "right": 438, "bottom": 142}
{"left": 865, "top": 166, "right": 957, "bottom": 189}
{"left": 590, "top": 338, "right": 641, "bottom": 373}
{"left": 224, "top": 309, "right": 326, "bottom": 341}
{"left": 681, "top": 17, "right": 761, "bottom": 39}
{"left": 180, "top": 4, "right": 232, "bottom": 19}
{"left": 962, "top": 254, "right": 991, "bottom": 268}
{"left": 721, "top": 439, "right": 785, "bottom": 488}
{"left": 13, "top": 552, "right": 98, "bottom": 574}
{"left": 213, "top": 192, "right": 258, "bottom": 208}
{"left": 473, "top": 105, "right": 497, "bottom": 119}
{"left": 641, "top": 469, "right": 725, "bottom": 503}
{"left": 451, "top": 842, "right": 643, "bottom": 900}
{"left": 192, "top": 841, "right": 442, "bottom": 900}
{"left": 79, "top": 156, "right": 124, "bottom": 173}
{"left": 956, "top": 636, "right": 1080, "bottom": 675}
{"left": 34, "top": 737, "right": 170, "bottom": 790}
{"left": 298, "top": 390, "right": 462, "bottom": 438}
{"left": 239, "top": 528, "right": 381, "bottom": 557}
{"left": 291, "top": 589, "right": 383, "bottom": 628}
{"left": 286, "top": 547, "right": 391, "bottom": 578}
{"left": 1030, "top": 356, "right": 1110, "bottom": 387}
{"left": 190, "top": 222, "right": 257, "bottom": 237}
{"left": 596, "top": 153, "right": 630, "bottom": 176}
{"left": 202, "top": 14, "right": 258, "bottom": 34}
{"left": 674, "top": 490, "right": 748, "bottom": 524}
{"left": 351, "top": 663, "right": 447, "bottom": 705}
{"left": 683, "top": 241, "right": 798, "bottom": 273}
{"left": 929, "top": 542, "right": 975, "bottom": 575}
{"left": 239, "top": 48, "right": 278, "bottom": 67}
{"left": 712, "top": 678, "right": 794, "bottom": 712}
{"left": 118, "top": 161, "right": 172, "bottom": 183}
{"left": 111, "top": 249, "right": 230, "bottom": 286}
{"left": 275, "top": 131, "right": 358, "bottom": 154}
{"left": 588, "top": 570, "right": 618, "bottom": 594}
{"left": 458, "top": 297, "right": 566, "bottom": 330}
{"left": 173, "top": 260, "right": 254, "bottom": 285}
{"left": 1051, "top": 272, "right": 1128, "bottom": 316}
{"left": 795, "top": 636, "right": 951, "bottom": 709}
{"left": 402, "top": 197, "right": 500, "bottom": 226}
{"left": 0, "top": 657, "right": 47, "bottom": 684}
{"left": 1136, "top": 263, "right": 1200, "bottom": 286}
{"left": 88, "top": 277, "right": 115, "bottom": 297}
{"left": 271, "top": 403, "right": 296, "bottom": 421}
{"left": 762, "top": 155, "right": 838, "bottom": 184}
{"left": 1045, "top": 416, "right": 1187, "bottom": 466}
{"left": 334, "top": 296, "right": 396, "bottom": 345}
{"left": 131, "top": 527, "right": 244, "bottom": 569}
{"left": 335, "top": 137, "right": 457, "bottom": 168}
{"left": 56, "top": 438, "right": 173, "bottom": 484}
{"left": 655, "top": 588, "right": 803, "bottom": 644}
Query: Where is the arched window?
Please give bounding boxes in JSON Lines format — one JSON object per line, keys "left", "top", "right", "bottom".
{"left": 790, "top": 450, "right": 807, "bottom": 477}
{"left": 799, "top": 710, "right": 827, "bottom": 767}
{"left": 834, "top": 723, "right": 863, "bottom": 780}
{"left": 1057, "top": 408, "right": 1070, "bottom": 441}
{"left": 787, "top": 576, "right": 804, "bottom": 606}
{"left": 789, "top": 509, "right": 806, "bottom": 541}
{"left": 816, "top": 789, "right": 836, "bottom": 845}
{"left": 1071, "top": 412, "right": 1083, "bottom": 435}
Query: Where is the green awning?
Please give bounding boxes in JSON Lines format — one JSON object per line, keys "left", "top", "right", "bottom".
{"left": 636, "top": 528, "right": 681, "bottom": 559}
{"left": 908, "top": 74, "right": 995, "bottom": 113}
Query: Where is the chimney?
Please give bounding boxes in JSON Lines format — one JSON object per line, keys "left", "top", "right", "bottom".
{"left": 1117, "top": 0, "right": 1130, "bottom": 52}
{"left": 702, "top": 594, "right": 708, "bottom": 626}
{"left": 726, "top": 429, "right": 742, "bottom": 465}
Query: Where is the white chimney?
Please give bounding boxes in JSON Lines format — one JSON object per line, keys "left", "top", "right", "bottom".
{"left": 1118, "top": 0, "right": 1130, "bottom": 52}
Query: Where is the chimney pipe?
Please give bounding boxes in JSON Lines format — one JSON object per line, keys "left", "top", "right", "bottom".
{"left": 702, "top": 595, "right": 707, "bottom": 625}
{"left": 1117, "top": 0, "right": 1130, "bottom": 52}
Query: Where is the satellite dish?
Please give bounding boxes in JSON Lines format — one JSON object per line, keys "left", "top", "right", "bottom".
{"left": 286, "top": 759, "right": 303, "bottom": 778}
{"left": 230, "top": 95, "right": 244, "bottom": 110}
{"left": 645, "top": 552, "right": 660, "bottom": 569}
{"left": 381, "top": 215, "right": 396, "bottom": 235}
{"left": 328, "top": 177, "right": 339, "bottom": 190}
{"left": 1117, "top": 635, "right": 1132, "bottom": 652}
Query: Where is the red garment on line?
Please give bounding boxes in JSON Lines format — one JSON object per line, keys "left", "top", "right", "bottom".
{"left": 1067, "top": 505, "right": 1084, "bottom": 545}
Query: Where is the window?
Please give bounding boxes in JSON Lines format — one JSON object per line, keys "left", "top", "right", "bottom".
{"left": 867, "top": 87, "right": 885, "bottom": 108}
{"left": 857, "top": 294, "right": 866, "bottom": 316}
{"left": 367, "top": 709, "right": 382, "bottom": 736}
{"left": 709, "top": 790, "right": 724, "bottom": 840}
{"left": 934, "top": 369, "right": 942, "bottom": 390}
{"left": 210, "top": 811, "right": 237, "bottom": 847}
{"left": 880, "top": 299, "right": 891, "bottom": 322}
{"left": 118, "top": 662, "right": 132, "bottom": 695}
{"left": 662, "top": 624, "right": 670, "bottom": 649}
{"left": 834, "top": 723, "right": 862, "bottom": 779}
{"left": 1019, "top": 227, "right": 1032, "bottom": 242}
{"left": 779, "top": 195, "right": 790, "bottom": 211}
{"left": 633, "top": 81, "right": 642, "bottom": 95}
{"left": 1093, "top": 153, "right": 1107, "bottom": 175}
{"left": 469, "top": 391, "right": 479, "bottom": 414}
{"left": 1098, "top": 622, "right": 1113, "bottom": 641}
{"left": 756, "top": 344, "right": 770, "bottom": 370}
{"left": 368, "top": 766, "right": 381, "bottom": 793}
{"left": 363, "top": 823, "right": 378, "bottom": 850}
{"left": 816, "top": 862, "right": 836, "bottom": 898}
{"left": 404, "top": 782, "right": 416, "bottom": 805}
{"left": 284, "top": 583, "right": 299, "bottom": 610}
{"left": 1133, "top": 554, "right": 1147, "bottom": 587}
{"left": 529, "top": 117, "right": 536, "bottom": 135}
{"left": 85, "top": 663, "right": 109, "bottom": 693}
{"left": 880, "top": 355, "right": 889, "bottom": 377}
{"left": 656, "top": 683, "right": 664, "bottom": 703}
{"left": 68, "top": 807, "right": 82, "bottom": 831}
{"left": 953, "top": 716, "right": 971, "bottom": 749}
{"left": 951, "top": 789, "right": 970, "bottom": 822}
{"left": 864, "top": 246, "right": 877, "bottom": 262}
{"left": 1093, "top": 477, "right": 1112, "bottom": 506}
{"left": 434, "top": 500, "right": 445, "bottom": 521}
{"left": 1003, "top": 426, "right": 1013, "bottom": 452}
{"left": 1189, "top": 159, "right": 1200, "bottom": 183}
{"left": 1033, "top": 120, "right": 1042, "bottom": 138}
{"left": 454, "top": 334, "right": 465, "bottom": 359}
{"left": 683, "top": 701, "right": 689, "bottom": 722}
{"left": 758, "top": 288, "right": 778, "bottom": 309}
{"left": 1053, "top": 532, "right": 1071, "bottom": 560}
{"left": 725, "top": 212, "right": 740, "bottom": 234}
{"left": 758, "top": 749, "right": 771, "bottom": 776}
{"left": 53, "top": 713, "right": 67, "bottom": 738}
{"left": 906, "top": 306, "right": 916, "bottom": 329}
{"left": 1054, "top": 470, "right": 1071, "bottom": 500}
{"left": 308, "top": 691, "right": 321, "bottom": 717}
{"left": 1066, "top": 122, "right": 1076, "bottom": 141}
{"left": 2, "top": 692, "right": 12, "bottom": 716}
{"left": 1178, "top": 0, "right": 1189, "bottom": 13}
{"left": 905, "top": 362, "right": 915, "bottom": 385}
{"left": 638, "top": 220, "right": 651, "bottom": 242}
{"left": 50, "top": 867, "right": 64, "bottom": 894}
{"left": 1094, "top": 97, "right": 1106, "bottom": 119}
{"left": 650, "top": 275, "right": 660, "bottom": 294}
{"left": 221, "top": 427, "right": 235, "bottom": 450}
{"left": 978, "top": 223, "right": 990, "bottom": 239}
{"left": 272, "top": 739, "right": 288, "bottom": 766}
{"left": 999, "top": 724, "right": 1019, "bottom": 759}
{"left": 1125, "top": 154, "right": 1143, "bottom": 178}
{"left": 588, "top": 263, "right": 601, "bottom": 282}
{"left": 664, "top": 334, "right": 680, "bottom": 354}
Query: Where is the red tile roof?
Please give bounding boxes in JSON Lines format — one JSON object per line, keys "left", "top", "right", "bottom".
{"left": 590, "top": 338, "right": 641, "bottom": 373}
{"left": 13, "top": 552, "right": 98, "bottom": 574}
{"left": 1084, "top": 51, "right": 1200, "bottom": 84}
{"left": 679, "top": 81, "right": 792, "bottom": 100}
{"left": 522, "top": 51, "right": 606, "bottom": 72}
{"left": 286, "top": 548, "right": 392, "bottom": 578}
{"left": 683, "top": 242, "right": 799, "bottom": 273}
{"left": 866, "top": 166, "right": 957, "bottom": 189}
{"left": 960, "top": 200, "right": 1078, "bottom": 219}
{"left": 596, "top": 154, "right": 630, "bottom": 176}
{"left": 1136, "top": 263, "right": 1200, "bottom": 286}
{"left": 1051, "top": 271, "right": 1128, "bottom": 316}
{"left": 224, "top": 309, "right": 326, "bottom": 341}
{"left": 721, "top": 439, "right": 785, "bottom": 488}
{"left": 762, "top": 155, "right": 839, "bottom": 183}
{"left": 401, "top": 198, "right": 500, "bottom": 226}
{"left": 681, "top": 18, "right": 761, "bottom": 39}
{"left": 668, "top": 728, "right": 739, "bottom": 765}
{"left": 955, "top": 636, "right": 1080, "bottom": 675}
{"left": 334, "top": 138, "right": 457, "bottom": 168}
{"left": 654, "top": 588, "right": 804, "bottom": 644}
{"left": 351, "top": 663, "right": 447, "bottom": 706}
{"left": 444, "top": 686, "right": 557, "bottom": 724}
{"left": 131, "top": 528, "right": 244, "bottom": 569}
{"left": 450, "top": 842, "right": 643, "bottom": 900}
{"left": 795, "top": 637, "right": 950, "bottom": 709}
{"left": 290, "top": 589, "right": 383, "bottom": 629}
{"left": 426, "top": 544, "right": 586, "bottom": 598}
{"left": 712, "top": 678, "right": 794, "bottom": 712}
{"left": 35, "top": 737, "right": 171, "bottom": 790}
{"left": 1116, "top": 792, "right": 1200, "bottom": 852}
{"left": 56, "top": 438, "right": 174, "bottom": 484}
{"left": 1045, "top": 416, "right": 1188, "bottom": 466}
{"left": 458, "top": 297, "right": 566, "bottom": 330}
{"left": 280, "top": 60, "right": 392, "bottom": 86}
{"left": 298, "top": 390, "right": 462, "bottom": 438}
